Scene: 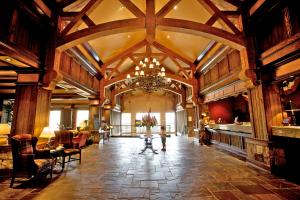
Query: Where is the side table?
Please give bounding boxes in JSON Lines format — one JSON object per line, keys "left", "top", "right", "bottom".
{"left": 50, "top": 147, "right": 64, "bottom": 173}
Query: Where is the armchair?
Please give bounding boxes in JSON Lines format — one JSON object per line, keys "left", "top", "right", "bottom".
{"left": 72, "top": 131, "right": 89, "bottom": 148}
{"left": 54, "top": 131, "right": 81, "bottom": 170}
{"left": 10, "top": 134, "right": 53, "bottom": 188}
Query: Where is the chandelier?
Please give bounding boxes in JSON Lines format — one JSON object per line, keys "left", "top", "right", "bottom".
{"left": 126, "top": 57, "right": 171, "bottom": 92}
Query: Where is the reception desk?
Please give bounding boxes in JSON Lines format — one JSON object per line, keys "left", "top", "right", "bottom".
{"left": 206, "top": 124, "right": 252, "bottom": 159}
{"left": 272, "top": 126, "right": 300, "bottom": 139}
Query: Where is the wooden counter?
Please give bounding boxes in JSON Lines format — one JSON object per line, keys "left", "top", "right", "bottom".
{"left": 206, "top": 124, "right": 252, "bottom": 160}
{"left": 208, "top": 124, "right": 252, "bottom": 134}
{"left": 272, "top": 126, "right": 300, "bottom": 139}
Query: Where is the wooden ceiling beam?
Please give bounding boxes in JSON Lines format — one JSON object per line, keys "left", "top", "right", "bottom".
{"left": 171, "top": 58, "right": 190, "bottom": 79}
{"left": 156, "top": 18, "right": 245, "bottom": 49}
{"left": 156, "top": 0, "right": 182, "bottom": 18}
{"left": 194, "top": 40, "right": 216, "bottom": 65}
{"left": 205, "top": 14, "right": 218, "bottom": 26}
{"left": 152, "top": 41, "right": 193, "bottom": 66}
{"left": 61, "top": 0, "right": 103, "bottom": 36}
{"left": 58, "top": 18, "right": 145, "bottom": 50}
{"left": 118, "top": 0, "right": 145, "bottom": 18}
{"left": 107, "top": 58, "right": 126, "bottom": 80}
{"left": 197, "top": 0, "right": 241, "bottom": 35}
{"left": 82, "top": 15, "right": 96, "bottom": 27}
{"left": 60, "top": 12, "right": 79, "bottom": 20}
{"left": 146, "top": 0, "right": 155, "bottom": 43}
{"left": 101, "top": 39, "right": 147, "bottom": 73}
{"left": 33, "top": 0, "right": 51, "bottom": 18}
{"left": 221, "top": 11, "right": 240, "bottom": 18}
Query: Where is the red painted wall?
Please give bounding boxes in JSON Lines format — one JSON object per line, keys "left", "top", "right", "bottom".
{"left": 208, "top": 95, "right": 250, "bottom": 123}
{"left": 208, "top": 98, "right": 234, "bottom": 123}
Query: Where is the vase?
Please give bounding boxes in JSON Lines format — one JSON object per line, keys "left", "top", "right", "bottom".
{"left": 146, "top": 126, "right": 151, "bottom": 136}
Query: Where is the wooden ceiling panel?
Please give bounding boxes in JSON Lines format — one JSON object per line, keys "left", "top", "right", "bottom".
{"left": 156, "top": 30, "right": 212, "bottom": 62}
{"left": 88, "top": 30, "right": 146, "bottom": 62}
{"left": 88, "top": 0, "right": 136, "bottom": 25}
{"left": 165, "top": 0, "right": 211, "bottom": 24}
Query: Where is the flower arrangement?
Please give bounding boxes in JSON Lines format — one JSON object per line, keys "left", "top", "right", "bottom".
{"left": 141, "top": 113, "right": 157, "bottom": 128}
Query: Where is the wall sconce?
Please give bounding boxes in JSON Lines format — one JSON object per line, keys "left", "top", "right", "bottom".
{"left": 188, "top": 116, "right": 192, "bottom": 122}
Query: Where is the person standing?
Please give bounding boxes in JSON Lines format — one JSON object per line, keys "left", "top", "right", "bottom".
{"left": 199, "top": 115, "right": 206, "bottom": 145}
{"left": 160, "top": 125, "right": 167, "bottom": 151}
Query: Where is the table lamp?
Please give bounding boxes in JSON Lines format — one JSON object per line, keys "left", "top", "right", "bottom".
{"left": 40, "top": 127, "right": 55, "bottom": 148}
{"left": 0, "top": 123, "right": 11, "bottom": 145}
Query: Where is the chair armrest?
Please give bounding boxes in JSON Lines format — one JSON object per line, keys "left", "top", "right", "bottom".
{"left": 72, "top": 142, "right": 80, "bottom": 149}
{"left": 35, "top": 149, "right": 51, "bottom": 159}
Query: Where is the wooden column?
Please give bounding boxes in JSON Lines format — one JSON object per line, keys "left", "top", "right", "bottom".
{"left": 88, "top": 101, "right": 100, "bottom": 130}
{"left": 71, "top": 105, "right": 77, "bottom": 130}
{"left": 186, "top": 104, "right": 195, "bottom": 137}
{"left": 11, "top": 83, "right": 52, "bottom": 137}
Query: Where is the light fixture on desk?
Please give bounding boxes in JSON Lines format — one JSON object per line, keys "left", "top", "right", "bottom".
{"left": 0, "top": 123, "right": 11, "bottom": 145}
{"left": 126, "top": 57, "right": 171, "bottom": 93}
{"left": 39, "top": 127, "right": 55, "bottom": 148}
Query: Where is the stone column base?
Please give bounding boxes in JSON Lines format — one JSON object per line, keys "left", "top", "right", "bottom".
{"left": 245, "top": 137, "right": 271, "bottom": 170}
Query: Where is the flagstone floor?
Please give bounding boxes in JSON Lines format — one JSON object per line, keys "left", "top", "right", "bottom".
{"left": 1, "top": 136, "right": 300, "bottom": 200}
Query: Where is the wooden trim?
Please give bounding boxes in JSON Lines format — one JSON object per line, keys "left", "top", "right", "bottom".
{"left": 57, "top": 18, "right": 146, "bottom": 50}
{"left": 33, "top": 0, "right": 51, "bottom": 18}
{"left": 118, "top": 0, "right": 145, "bottom": 18}
{"left": 61, "top": 0, "right": 102, "bottom": 36}
{"left": 249, "top": 0, "right": 266, "bottom": 16}
{"left": 260, "top": 33, "right": 300, "bottom": 66}
{"left": 0, "top": 42, "right": 39, "bottom": 68}
{"left": 146, "top": 0, "right": 155, "bottom": 43}
{"left": 197, "top": 0, "right": 241, "bottom": 35}
{"left": 101, "top": 39, "right": 147, "bottom": 73}
{"left": 152, "top": 41, "right": 193, "bottom": 66}
{"left": 156, "top": 0, "right": 182, "bottom": 18}
{"left": 156, "top": 18, "right": 245, "bottom": 49}
{"left": 82, "top": 15, "right": 96, "bottom": 27}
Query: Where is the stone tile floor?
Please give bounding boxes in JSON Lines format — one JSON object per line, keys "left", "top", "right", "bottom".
{"left": 1, "top": 136, "right": 300, "bottom": 200}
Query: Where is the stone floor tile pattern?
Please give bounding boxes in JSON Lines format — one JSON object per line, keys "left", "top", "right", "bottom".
{"left": 0, "top": 136, "right": 300, "bottom": 200}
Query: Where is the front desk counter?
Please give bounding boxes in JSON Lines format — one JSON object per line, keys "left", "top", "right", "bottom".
{"left": 205, "top": 123, "right": 252, "bottom": 159}
{"left": 272, "top": 126, "right": 300, "bottom": 139}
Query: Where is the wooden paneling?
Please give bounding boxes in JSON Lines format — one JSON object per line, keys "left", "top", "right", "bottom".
{"left": 59, "top": 52, "right": 99, "bottom": 92}
{"left": 218, "top": 57, "right": 229, "bottom": 77}
{"left": 199, "top": 50, "right": 242, "bottom": 90}
{"left": 263, "top": 84, "right": 283, "bottom": 133}
{"left": 228, "top": 50, "right": 241, "bottom": 71}
{"left": 203, "top": 81, "right": 246, "bottom": 103}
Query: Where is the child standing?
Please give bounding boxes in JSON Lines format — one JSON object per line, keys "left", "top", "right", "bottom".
{"left": 160, "top": 125, "right": 167, "bottom": 151}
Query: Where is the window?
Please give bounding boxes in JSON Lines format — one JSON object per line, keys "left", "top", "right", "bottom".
{"left": 49, "top": 110, "right": 61, "bottom": 130}
{"left": 76, "top": 110, "right": 89, "bottom": 128}
{"left": 166, "top": 112, "right": 175, "bottom": 132}
{"left": 121, "top": 113, "right": 131, "bottom": 133}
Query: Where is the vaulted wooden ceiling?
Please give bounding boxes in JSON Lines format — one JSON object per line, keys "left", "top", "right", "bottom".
{"left": 57, "top": 0, "right": 244, "bottom": 86}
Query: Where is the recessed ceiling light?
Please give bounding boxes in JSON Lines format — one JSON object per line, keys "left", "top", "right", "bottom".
{"left": 166, "top": 35, "right": 170, "bottom": 39}
{"left": 127, "top": 35, "right": 131, "bottom": 38}
{"left": 5, "top": 58, "right": 12, "bottom": 62}
{"left": 120, "top": 6, "right": 124, "bottom": 10}
{"left": 174, "top": 5, "right": 178, "bottom": 10}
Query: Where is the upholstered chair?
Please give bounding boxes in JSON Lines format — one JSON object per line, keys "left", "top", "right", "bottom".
{"left": 10, "top": 134, "right": 53, "bottom": 188}
{"left": 54, "top": 131, "right": 81, "bottom": 170}
{"left": 72, "top": 131, "right": 89, "bottom": 148}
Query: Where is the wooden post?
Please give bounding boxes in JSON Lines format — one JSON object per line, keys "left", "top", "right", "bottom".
{"left": 11, "top": 83, "right": 52, "bottom": 137}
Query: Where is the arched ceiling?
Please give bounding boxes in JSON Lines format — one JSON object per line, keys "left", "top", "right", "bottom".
{"left": 57, "top": 0, "right": 244, "bottom": 97}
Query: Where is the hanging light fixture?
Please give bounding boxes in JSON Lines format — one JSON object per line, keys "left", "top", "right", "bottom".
{"left": 126, "top": 57, "right": 171, "bottom": 92}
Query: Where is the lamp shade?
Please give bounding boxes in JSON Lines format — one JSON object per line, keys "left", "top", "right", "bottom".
{"left": 40, "top": 127, "right": 55, "bottom": 139}
{"left": 0, "top": 124, "right": 11, "bottom": 135}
